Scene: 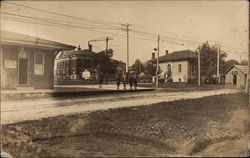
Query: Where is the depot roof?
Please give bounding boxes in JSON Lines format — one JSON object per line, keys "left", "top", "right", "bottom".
{"left": 0, "top": 30, "right": 76, "bottom": 51}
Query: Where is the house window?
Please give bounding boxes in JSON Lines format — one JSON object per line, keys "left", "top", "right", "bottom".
{"left": 34, "top": 53, "right": 44, "bottom": 75}
{"left": 178, "top": 64, "right": 182, "bottom": 73}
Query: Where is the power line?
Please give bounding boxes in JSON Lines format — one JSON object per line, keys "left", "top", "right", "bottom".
{"left": 1, "top": 12, "right": 126, "bottom": 39}
{"left": 2, "top": 14, "right": 167, "bottom": 45}
{"left": 1, "top": 12, "right": 122, "bottom": 30}
{"left": 2, "top": 3, "right": 223, "bottom": 47}
{"left": 219, "top": 30, "right": 247, "bottom": 41}
{"left": 4, "top": 2, "right": 247, "bottom": 51}
{"left": 6, "top": 2, "right": 122, "bottom": 28}
{"left": 4, "top": 6, "right": 119, "bottom": 29}
{"left": 110, "top": 42, "right": 127, "bottom": 47}
{"left": 4, "top": 13, "right": 245, "bottom": 51}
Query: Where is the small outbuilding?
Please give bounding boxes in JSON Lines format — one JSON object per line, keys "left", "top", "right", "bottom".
{"left": 224, "top": 65, "right": 248, "bottom": 88}
{"left": 0, "top": 30, "right": 76, "bottom": 90}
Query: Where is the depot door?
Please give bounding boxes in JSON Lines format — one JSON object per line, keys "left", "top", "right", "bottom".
{"left": 233, "top": 75, "right": 237, "bottom": 85}
{"left": 19, "top": 58, "right": 28, "bottom": 84}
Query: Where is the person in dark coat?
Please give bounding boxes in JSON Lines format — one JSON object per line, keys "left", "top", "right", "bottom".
{"left": 122, "top": 72, "right": 128, "bottom": 90}
{"left": 95, "top": 65, "right": 103, "bottom": 88}
{"left": 132, "top": 71, "right": 138, "bottom": 89}
{"left": 128, "top": 71, "right": 134, "bottom": 90}
{"left": 116, "top": 70, "right": 123, "bottom": 90}
{"left": 98, "top": 72, "right": 104, "bottom": 88}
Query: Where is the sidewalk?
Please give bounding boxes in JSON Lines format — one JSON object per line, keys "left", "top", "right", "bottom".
{"left": 1, "top": 84, "right": 154, "bottom": 100}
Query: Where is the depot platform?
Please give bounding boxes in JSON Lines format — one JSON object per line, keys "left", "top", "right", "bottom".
{"left": 1, "top": 84, "right": 155, "bottom": 100}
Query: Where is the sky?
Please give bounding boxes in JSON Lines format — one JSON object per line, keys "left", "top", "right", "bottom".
{"left": 1, "top": 0, "right": 249, "bottom": 65}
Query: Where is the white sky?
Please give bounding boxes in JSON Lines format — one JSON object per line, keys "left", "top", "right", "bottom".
{"left": 1, "top": 0, "right": 249, "bottom": 64}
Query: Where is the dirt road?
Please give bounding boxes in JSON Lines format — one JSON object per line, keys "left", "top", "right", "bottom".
{"left": 1, "top": 88, "right": 241, "bottom": 125}
{"left": 2, "top": 92, "right": 249, "bottom": 157}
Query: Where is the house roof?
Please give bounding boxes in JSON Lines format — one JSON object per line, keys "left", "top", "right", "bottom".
{"left": 57, "top": 49, "right": 98, "bottom": 59}
{"left": 111, "top": 59, "right": 126, "bottom": 65}
{"left": 152, "top": 50, "right": 197, "bottom": 63}
{"left": 0, "top": 30, "right": 76, "bottom": 51}
{"left": 224, "top": 64, "right": 248, "bottom": 75}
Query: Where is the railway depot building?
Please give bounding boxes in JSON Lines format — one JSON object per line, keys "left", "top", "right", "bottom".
{"left": 0, "top": 30, "right": 76, "bottom": 90}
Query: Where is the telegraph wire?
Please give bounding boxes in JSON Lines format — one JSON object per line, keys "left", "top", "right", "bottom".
{"left": 2, "top": 13, "right": 165, "bottom": 44}
{"left": 6, "top": 2, "right": 122, "bottom": 28}
{"left": 3, "top": 2, "right": 210, "bottom": 45}
{"left": 3, "top": 2, "right": 248, "bottom": 50}
{"left": 1, "top": 12, "right": 122, "bottom": 30}
{"left": 219, "top": 30, "right": 247, "bottom": 41}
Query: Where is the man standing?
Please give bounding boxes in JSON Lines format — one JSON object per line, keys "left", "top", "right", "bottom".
{"left": 95, "top": 65, "right": 103, "bottom": 88}
{"left": 116, "top": 70, "right": 123, "bottom": 90}
{"left": 122, "top": 72, "right": 128, "bottom": 90}
{"left": 132, "top": 71, "right": 138, "bottom": 90}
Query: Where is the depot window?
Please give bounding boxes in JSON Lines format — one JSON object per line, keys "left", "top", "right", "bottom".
{"left": 34, "top": 53, "right": 44, "bottom": 76}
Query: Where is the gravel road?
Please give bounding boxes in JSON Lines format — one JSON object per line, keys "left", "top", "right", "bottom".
{"left": 1, "top": 88, "right": 241, "bottom": 125}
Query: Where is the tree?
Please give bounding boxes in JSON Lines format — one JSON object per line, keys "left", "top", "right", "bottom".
{"left": 132, "top": 59, "right": 144, "bottom": 74}
{"left": 97, "top": 49, "right": 115, "bottom": 82}
{"left": 219, "top": 59, "right": 239, "bottom": 73}
{"left": 197, "top": 42, "right": 227, "bottom": 79}
{"left": 226, "top": 59, "right": 239, "bottom": 66}
{"left": 239, "top": 59, "right": 248, "bottom": 65}
{"left": 144, "top": 61, "right": 161, "bottom": 76}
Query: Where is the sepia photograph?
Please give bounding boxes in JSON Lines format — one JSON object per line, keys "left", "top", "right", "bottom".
{"left": 0, "top": 0, "right": 249, "bottom": 157}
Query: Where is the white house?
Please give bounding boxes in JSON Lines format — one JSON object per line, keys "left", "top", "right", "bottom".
{"left": 153, "top": 50, "right": 197, "bottom": 82}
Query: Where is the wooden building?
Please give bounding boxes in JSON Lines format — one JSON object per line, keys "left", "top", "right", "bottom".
{"left": 0, "top": 31, "right": 76, "bottom": 90}
{"left": 224, "top": 65, "right": 248, "bottom": 88}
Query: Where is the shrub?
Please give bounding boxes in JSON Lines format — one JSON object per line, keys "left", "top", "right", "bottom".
{"left": 167, "top": 78, "right": 173, "bottom": 83}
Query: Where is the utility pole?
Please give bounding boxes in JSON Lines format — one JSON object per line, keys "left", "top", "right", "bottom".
{"left": 245, "top": 50, "right": 249, "bottom": 93}
{"left": 122, "top": 23, "right": 132, "bottom": 73}
{"left": 156, "top": 35, "right": 160, "bottom": 88}
{"left": 217, "top": 46, "right": 220, "bottom": 84}
{"left": 198, "top": 50, "right": 201, "bottom": 86}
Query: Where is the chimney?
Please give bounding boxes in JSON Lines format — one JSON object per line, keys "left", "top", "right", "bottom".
{"left": 165, "top": 50, "right": 169, "bottom": 55}
{"left": 77, "top": 45, "right": 81, "bottom": 51}
{"left": 88, "top": 44, "right": 92, "bottom": 52}
{"left": 152, "top": 52, "right": 155, "bottom": 59}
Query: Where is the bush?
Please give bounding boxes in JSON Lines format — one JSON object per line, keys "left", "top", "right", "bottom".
{"left": 167, "top": 78, "right": 173, "bottom": 83}
{"left": 159, "top": 78, "right": 165, "bottom": 84}
{"left": 187, "top": 76, "right": 198, "bottom": 84}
